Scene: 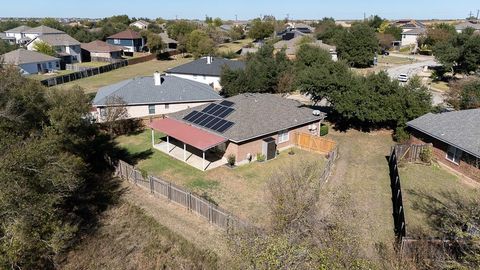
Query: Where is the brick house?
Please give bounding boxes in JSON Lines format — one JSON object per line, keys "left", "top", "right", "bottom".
{"left": 149, "top": 93, "right": 325, "bottom": 170}
{"left": 407, "top": 109, "right": 480, "bottom": 182}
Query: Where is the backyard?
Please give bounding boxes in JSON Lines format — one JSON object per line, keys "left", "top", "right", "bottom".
{"left": 116, "top": 129, "right": 327, "bottom": 226}
{"left": 59, "top": 57, "right": 192, "bottom": 93}
{"left": 217, "top": 38, "right": 253, "bottom": 54}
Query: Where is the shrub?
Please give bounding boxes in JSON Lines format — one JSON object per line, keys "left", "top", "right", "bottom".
{"left": 393, "top": 125, "right": 410, "bottom": 142}
{"left": 320, "top": 124, "right": 329, "bottom": 136}
{"left": 419, "top": 146, "right": 433, "bottom": 164}
{"left": 256, "top": 153, "right": 266, "bottom": 162}
{"left": 227, "top": 154, "right": 236, "bottom": 166}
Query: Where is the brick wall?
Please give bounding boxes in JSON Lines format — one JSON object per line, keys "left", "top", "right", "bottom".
{"left": 409, "top": 129, "right": 480, "bottom": 182}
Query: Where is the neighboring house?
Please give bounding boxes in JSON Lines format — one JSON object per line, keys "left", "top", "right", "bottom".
{"left": 27, "top": 33, "right": 82, "bottom": 64}
{"left": 1, "top": 48, "right": 60, "bottom": 74}
{"left": 158, "top": 32, "right": 178, "bottom": 51}
{"left": 284, "top": 22, "right": 315, "bottom": 34}
{"left": 394, "top": 19, "right": 426, "bottom": 33}
{"left": 130, "top": 20, "right": 150, "bottom": 30}
{"left": 4, "top": 25, "right": 31, "bottom": 44}
{"left": 23, "top": 25, "right": 64, "bottom": 40}
{"left": 455, "top": 21, "right": 480, "bottom": 33}
{"left": 277, "top": 29, "right": 308, "bottom": 41}
{"left": 239, "top": 47, "right": 258, "bottom": 56}
{"left": 165, "top": 56, "right": 245, "bottom": 90}
{"left": 274, "top": 36, "right": 337, "bottom": 61}
{"left": 0, "top": 33, "right": 16, "bottom": 45}
{"left": 401, "top": 28, "right": 426, "bottom": 47}
{"left": 81, "top": 40, "right": 125, "bottom": 62}
{"left": 106, "top": 29, "right": 144, "bottom": 52}
{"left": 407, "top": 109, "right": 480, "bottom": 182}
{"left": 92, "top": 72, "right": 223, "bottom": 121}
{"left": 150, "top": 93, "right": 325, "bottom": 170}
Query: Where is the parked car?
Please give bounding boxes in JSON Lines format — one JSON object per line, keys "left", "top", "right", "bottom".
{"left": 398, "top": 73, "right": 408, "bottom": 82}
{"left": 381, "top": 49, "right": 390, "bottom": 56}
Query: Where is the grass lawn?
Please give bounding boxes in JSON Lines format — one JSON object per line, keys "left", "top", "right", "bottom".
{"left": 116, "top": 129, "right": 327, "bottom": 226}
{"left": 378, "top": 55, "right": 416, "bottom": 65}
{"left": 217, "top": 38, "right": 253, "bottom": 54}
{"left": 399, "top": 163, "right": 479, "bottom": 236}
{"left": 430, "top": 81, "right": 450, "bottom": 92}
{"left": 59, "top": 57, "right": 192, "bottom": 93}
{"left": 76, "top": 61, "right": 108, "bottom": 68}
{"left": 27, "top": 70, "right": 74, "bottom": 81}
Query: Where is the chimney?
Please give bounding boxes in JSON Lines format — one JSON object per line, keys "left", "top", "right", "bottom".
{"left": 206, "top": 56, "right": 213, "bottom": 64}
{"left": 154, "top": 71, "right": 161, "bottom": 86}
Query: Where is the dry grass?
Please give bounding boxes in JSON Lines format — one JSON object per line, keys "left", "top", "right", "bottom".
{"left": 378, "top": 55, "right": 416, "bottom": 65}
{"left": 27, "top": 70, "right": 74, "bottom": 81}
{"left": 60, "top": 201, "right": 219, "bottom": 270}
{"left": 59, "top": 57, "right": 192, "bottom": 93}
{"left": 430, "top": 81, "right": 450, "bottom": 92}
{"left": 217, "top": 38, "right": 253, "bottom": 54}
{"left": 116, "top": 130, "right": 327, "bottom": 226}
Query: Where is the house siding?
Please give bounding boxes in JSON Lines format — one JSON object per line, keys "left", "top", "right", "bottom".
{"left": 19, "top": 60, "right": 60, "bottom": 74}
{"left": 106, "top": 38, "right": 144, "bottom": 52}
{"left": 167, "top": 73, "right": 222, "bottom": 90}
{"left": 409, "top": 129, "right": 480, "bottom": 182}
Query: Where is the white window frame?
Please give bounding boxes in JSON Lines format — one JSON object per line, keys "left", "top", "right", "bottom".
{"left": 148, "top": 104, "right": 155, "bottom": 115}
{"left": 446, "top": 145, "right": 462, "bottom": 165}
{"left": 113, "top": 39, "right": 120, "bottom": 44}
{"left": 278, "top": 130, "right": 289, "bottom": 144}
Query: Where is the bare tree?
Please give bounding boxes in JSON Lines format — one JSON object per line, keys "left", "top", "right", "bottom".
{"left": 102, "top": 96, "right": 129, "bottom": 135}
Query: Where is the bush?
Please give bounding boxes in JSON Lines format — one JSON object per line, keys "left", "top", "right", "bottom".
{"left": 256, "top": 153, "right": 266, "bottom": 162}
{"left": 419, "top": 146, "right": 433, "bottom": 164}
{"left": 320, "top": 124, "right": 329, "bottom": 136}
{"left": 227, "top": 154, "right": 236, "bottom": 166}
{"left": 393, "top": 125, "right": 410, "bottom": 142}
{"left": 217, "top": 50, "right": 237, "bottom": 59}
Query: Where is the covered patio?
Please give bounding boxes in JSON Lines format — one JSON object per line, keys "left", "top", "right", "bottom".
{"left": 149, "top": 118, "right": 228, "bottom": 171}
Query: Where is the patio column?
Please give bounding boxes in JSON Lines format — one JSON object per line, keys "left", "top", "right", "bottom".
{"left": 183, "top": 143, "right": 186, "bottom": 161}
{"left": 151, "top": 129, "right": 155, "bottom": 147}
{"left": 202, "top": 151, "right": 206, "bottom": 171}
{"left": 166, "top": 136, "right": 170, "bottom": 153}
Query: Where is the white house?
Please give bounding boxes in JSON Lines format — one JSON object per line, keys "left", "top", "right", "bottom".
{"left": 401, "top": 28, "right": 426, "bottom": 47}
{"left": 27, "top": 33, "right": 82, "bottom": 64}
{"left": 92, "top": 72, "right": 223, "bottom": 122}
{"left": 1, "top": 48, "right": 60, "bottom": 75}
{"left": 130, "top": 20, "right": 150, "bottom": 30}
{"left": 23, "top": 25, "right": 64, "bottom": 40}
{"left": 165, "top": 56, "right": 245, "bottom": 90}
{"left": 4, "top": 25, "right": 32, "bottom": 44}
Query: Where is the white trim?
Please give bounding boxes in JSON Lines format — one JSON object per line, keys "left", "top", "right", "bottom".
{"left": 446, "top": 145, "right": 462, "bottom": 165}
{"left": 277, "top": 129, "right": 289, "bottom": 144}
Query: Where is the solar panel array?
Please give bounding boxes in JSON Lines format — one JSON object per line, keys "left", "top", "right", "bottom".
{"left": 183, "top": 101, "right": 235, "bottom": 133}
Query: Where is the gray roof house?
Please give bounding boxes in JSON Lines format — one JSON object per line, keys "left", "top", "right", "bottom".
{"left": 407, "top": 109, "right": 480, "bottom": 181}
{"left": 4, "top": 25, "right": 32, "bottom": 44}
{"left": 26, "top": 33, "right": 82, "bottom": 64}
{"left": 165, "top": 56, "right": 245, "bottom": 90}
{"left": 1, "top": 48, "right": 60, "bottom": 74}
{"left": 274, "top": 36, "right": 337, "bottom": 60}
{"left": 92, "top": 72, "right": 223, "bottom": 121}
{"left": 455, "top": 21, "right": 480, "bottom": 33}
{"left": 5, "top": 25, "right": 32, "bottom": 33}
{"left": 23, "top": 25, "right": 65, "bottom": 35}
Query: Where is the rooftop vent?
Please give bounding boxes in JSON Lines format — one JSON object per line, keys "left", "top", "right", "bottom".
{"left": 206, "top": 56, "right": 213, "bottom": 64}
{"left": 154, "top": 71, "right": 162, "bottom": 86}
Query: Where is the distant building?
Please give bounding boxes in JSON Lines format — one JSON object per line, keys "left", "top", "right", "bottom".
{"left": 4, "top": 25, "right": 31, "bottom": 44}
{"left": 81, "top": 40, "right": 125, "bottom": 62}
{"left": 27, "top": 33, "right": 82, "bottom": 64}
{"left": 455, "top": 21, "right": 480, "bottom": 33}
{"left": 106, "top": 29, "right": 144, "bottom": 52}
{"left": 130, "top": 20, "right": 150, "bottom": 30}
{"left": 1, "top": 48, "right": 60, "bottom": 74}
{"left": 401, "top": 28, "right": 426, "bottom": 47}
{"left": 23, "top": 25, "right": 64, "bottom": 40}
{"left": 158, "top": 32, "right": 178, "bottom": 51}
{"left": 394, "top": 19, "right": 426, "bottom": 33}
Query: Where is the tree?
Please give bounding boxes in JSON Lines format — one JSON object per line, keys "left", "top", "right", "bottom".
{"left": 336, "top": 23, "right": 379, "bottom": 67}
{"left": 213, "top": 17, "right": 223, "bottom": 27}
{"left": 446, "top": 79, "right": 480, "bottom": 110}
{"left": 368, "top": 15, "right": 385, "bottom": 31}
{"left": 247, "top": 18, "right": 274, "bottom": 40}
{"left": 146, "top": 32, "right": 164, "bottom": 55}
{"left": 186, "top": 30, "right": 215, "bottom": 58}
{"left": 41, "top": 17, "right": 63, "bottom": 31}
{"left": 433, "top": 41, "right": 460, "bottom": 73}
{"left": 228, "top": 25, "right": 244, "bottom": 41}
{"left": 384, "top": 25, "right": 402, "bottom": 40}
{"left": 377, "top": 33, "right": 395, "bottom": 49}
{"left": 166, "top": 20, "right": 197, "bottom": 40}
{"left": 314, "top": 17, "right": 345, "bottom": 45}
{"left": 0, "top": 40, "right": 16, "bottom": 55}
{"left": 33, "top": 41, "right": 57, "bottom": 57}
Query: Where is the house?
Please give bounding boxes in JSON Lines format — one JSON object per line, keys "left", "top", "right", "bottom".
{"left": 149, "top": 93, "right": 325, "bottom": 170}
{"left": 81, "top": 40, "right": 124, "bottom": 62}
{"left": 401, "top": 28, "right": 426, "bottom": 47}
{"left": 284, "top": 22, "right": 315, "bottom": 34}
{"left": 394, "top": 19, "right": 426, "bottom": 33}
{"left": 27, "top": 33, "right": 82, "bottom": 64}
{"left": 0, "top": 33, "right": 16, "bottom": 45}
{"left": 277, "top": 29, "right": 308, "bottom": 41}
{"left": 407, "top": 109, "right": 480, "bottom": 182}
{"left": 4, "top": 25, "right": 31, "bottom": 44}
{"left": 106, "top": 29, "right": 144, "bottom": 53}
{"left": 455, "top": 21, "right": 480, "bottom": 33}
{"left": 23, "top": 25, "right": 64, "bottom": 40}
{"left": 92, "top": 72, "right": 222, "bottom": 121}
{"left": 130, "top": 20, "right": 150, "bottom": 30}
{"left": 274, "top": 36, "right": 337, "bottom": 61}
{"left": 158, "top": 32, "right": 178, "bottom": 51}
{"left": 165, "top": 56, "right": 245, "bottom": 90}
{"left": 1, "top": 48, "right": 60, "bottom": 74}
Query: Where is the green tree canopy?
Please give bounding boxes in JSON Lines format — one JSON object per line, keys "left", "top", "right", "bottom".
{"left": 336, "top": 23, "right": 379, "bottom": 67}
{"left": 146, "top": 33, "right": 164, "bottom": 55}
{"left": 247, "top": 18, "right": 274, "bottom": 40}
{"left": 166, "top": 20, "right": 198, "bottom": 40}
{"left": 186, "top": 30, "right": 215, "bottom": 58}
{"left": 33, "top": 41, "right": 57, "bottom": 57}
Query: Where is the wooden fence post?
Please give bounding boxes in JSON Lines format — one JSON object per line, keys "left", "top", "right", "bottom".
{"left": 168, "top": 183, "right": 172, "bottom": 201}
{"left": 149, "top": 176, "right": 154, "bottom": 194}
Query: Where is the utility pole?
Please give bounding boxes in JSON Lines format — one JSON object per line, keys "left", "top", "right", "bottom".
{"left": 235, "top": 14, "right": 237, "bottom": 22}
{"left": 363, "top": 12, "right": 366, "bottom": 21}
{"left": 476, "top": 9, "right": 479, "bottom": 21}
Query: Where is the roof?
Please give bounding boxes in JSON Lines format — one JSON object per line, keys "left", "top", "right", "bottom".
{"left": 107, "top": 29, "right": 142, "bottom": 40}
{"left": 130, "top": 20, "right": 150, "bottom": 27}
{"left": 158, "top": 32, "right": 177, "bottom": 44}
{"left": 81, "top": 40, "right": 125, "bottom": 52}
{"left": 395, "top": 20, "right": 426, "bottom": 29}
{"left": 24, "top": 25, "right": 64, "bottom": 34}
{"left": 5, "top": 25, "right": 31, "bottom": 33}
{"left": 403, "top": 28, "right": 427, "bottom": 35}
{"left": 149, "top": 118, "right": 227, "bottom": 151}
{"left": 35, "top": 33, "right": 80, "bottom": 46}
{"left": 407, "top": 109, "right": 480, "bottom": 158}
{"left": 170, "top": 93, "right": 325, "bottom": 143}
{"left": 1, "top": 48, "right": 59, "bottom": 65}
{"left": 165, "top": 57, "right": 245, "bottom": 77}
{"left": 455, "top": 21, "right": 480, "bottom": 31}
{"left": 92, "top": 75, "right": 222, "bottom": 106}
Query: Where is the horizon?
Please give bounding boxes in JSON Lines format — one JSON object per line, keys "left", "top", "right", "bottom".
{"left": 1, "top": 0, "right": 478, "bottom": 21}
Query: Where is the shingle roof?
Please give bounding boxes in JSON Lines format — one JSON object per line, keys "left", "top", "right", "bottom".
{"left": 165, "top": 57, "right": 245, "bottom": 77}
{"left": 158, "top": 32, "right": 178, "bottom": 44}
{"left": 35, "top": 33, "right": 80, "bottom": 46}
{"left": 107, "top": 29, "right": 142, "bottom": 39}
{"left": 5, "top": 25, "right": 31, "bottom": 33}
{"left": 407, "top": 109, "right": 480, "bottom": 158}
{"left": 170, "top": 93, "right": 325, "bottom": 143}
{"left": 92, "top": 75, "right": 222, "bottom": 106}
{"left": 455, "top": 22, "right": 480, "bottom": 31}
{"left": 24, "top": 25, "right": 64, "bottom": 34}
{"left": 81, "top": 40, "right": 125, "bottom": 52}
{"left": 1, "top": 48, "right": 59, "bottom": 65}
{"left": 403, "top": 28, "right": 427, "bottom": 35}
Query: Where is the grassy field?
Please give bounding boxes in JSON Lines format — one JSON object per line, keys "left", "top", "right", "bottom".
{"left": 60, "top": 201, "right": 219, "bottom": 270}
{"left": 59, "top": 57, "right": 192, "bottom": 93}
{"left": 116, "top": 130, "right": 326, "bottom": 226}
{"left": 430, "top": 81, "right": 450, "bottom": 92}
{"left": 76, "top": 61, "right": 107, "bottom": 68}
{"left": 217, "top": 38, "right": 253, "bottom": 54}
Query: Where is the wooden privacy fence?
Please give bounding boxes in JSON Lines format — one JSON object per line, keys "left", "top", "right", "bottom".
{"left": 389, "top": 146, "right": 407, "bottom": 240}
{"left": 395, "top": 143, "right": 433, "bottom": 163}
{"left": 319, "top": 146, "right": 339, "bottom": 186}
{"left": 294, "top": 132, "right": 336, "bottom": 154}
{"left": 115, "top": 160, "right": 249, "bottom": 231}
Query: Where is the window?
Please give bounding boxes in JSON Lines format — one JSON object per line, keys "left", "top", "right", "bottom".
{"left": 48, "top": 62, "right": 52, "bottom": 69}
{"left": 278, "top": 130, "right": 289, "bottom": 144}
{"left": 113, "top": 39, "right": 120, "bottom": 44}
{"left": 100, "top": 108, "right": 107, "bottom": 117}
{"left": 446, "top": 145, "right": 462, "bottom": 165}
{"left": 165, "top": 104, "right": 170, "bottom": 109}
{"left": 148, "top": 105, "right": 155, "bottom": 115}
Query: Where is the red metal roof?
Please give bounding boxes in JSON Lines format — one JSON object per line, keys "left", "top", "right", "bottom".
{"left": 149, "top": 118, "right": 227, "bottom": 151}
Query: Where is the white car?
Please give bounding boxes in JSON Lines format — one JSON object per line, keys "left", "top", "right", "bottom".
{"left": 397, "top": 74, "right": 408, "bottom": 82}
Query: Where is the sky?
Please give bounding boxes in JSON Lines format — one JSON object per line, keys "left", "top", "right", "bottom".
{"left": 1, "top": 0, "right": 478, "bottom": 20}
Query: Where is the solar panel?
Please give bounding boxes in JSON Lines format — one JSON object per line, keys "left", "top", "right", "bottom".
{"left": 193, "top": 113, "right": 208, "bottom": 124}
{"left": 205, "top": 117, "right": 221, "bottom": 128}
{"left": 189, "top": 111, "right": 203, "bottom": 122}
{"left": 220, "top": 100, "right": 234, "bottom": 107}
{"left": 199, "top": 115, "right": 215, "bottom": 126}
{"left": 213, "top": 106, "right": 228, "bottom": 116}
{"left": 202, "top": 104, "right": 216, "bottom": 113}
{"left": 211, "top": 119, "right": 227, "bottom": 130}
{"left": 183, "top": 111, "right": 198, "bottom": 122}
{"left": 216, "top": 121, "right": 234, "bottom": 133}
{"left": 217, "top": 107, "right": 234, "bottom": 118}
